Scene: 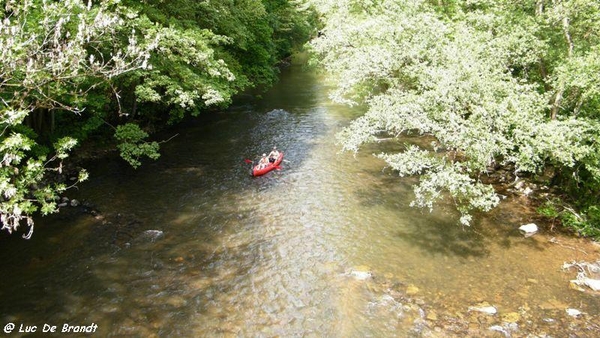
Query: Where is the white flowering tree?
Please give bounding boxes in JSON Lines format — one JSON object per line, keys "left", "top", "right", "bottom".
{"left": 309, "top": 0, "right": 600, "bottom": 226}
{"left": 0, "top": 0, "right": 155, "bottom": 237}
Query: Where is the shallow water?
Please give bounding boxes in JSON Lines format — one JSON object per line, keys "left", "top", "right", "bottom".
{"left": 1, "top": 64, "right": 599, "bottom": 337}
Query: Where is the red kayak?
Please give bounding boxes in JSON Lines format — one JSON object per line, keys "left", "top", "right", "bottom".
{"left": 252, "top": 152, "right": 284, "bottom": 176}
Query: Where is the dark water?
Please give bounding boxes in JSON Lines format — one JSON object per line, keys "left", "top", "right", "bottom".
{"left": 1, "top": 64, "right": 599, "bottom": 337}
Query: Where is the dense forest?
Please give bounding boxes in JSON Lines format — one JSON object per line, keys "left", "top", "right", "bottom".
{"left": 2, "top": 0, "right": 600, "bottom": 240}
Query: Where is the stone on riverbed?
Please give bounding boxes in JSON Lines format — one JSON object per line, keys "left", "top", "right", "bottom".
{"left": 468, "top": 304, "right": 497, "bottom": 315}
{"left": 501, "top": 312, "right": 521, "bottom": 322}
{"left": 348, "top": 266, "right": 372, "bottom": 280}
{"left": 136, "top": 230, "right": 165, "bottom": 242}
{"left": 489, "top": 323, "right": 518, "bottom": 338}
{"left": 563, "top": 261, "right": 600, "bottom": 292}
{"left": 519, "top": 223, "right": 538, "bottom": 237}
{"left": 350, "top": 270, "right": 372, "bottom": 280}
{"left": 584, "top": 278, "right": 600, "bottom": 291}
{"left": 406, "top": 284, "right": 420, "bottom": 296}
{"left": 571, "top": 277, "right": 600, "bottom": 292}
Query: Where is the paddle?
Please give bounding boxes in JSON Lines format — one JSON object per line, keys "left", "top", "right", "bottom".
{"left": 244, "top": 159, "right": 253, "bottom": 164}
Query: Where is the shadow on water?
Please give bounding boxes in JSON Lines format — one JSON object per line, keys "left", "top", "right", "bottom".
{"left": 352, "top": 161, "right": 553, "bottom": 260}
{"left": 395, "top": 219, "right": 490, "bottom": 259}
{"left": 350, "top": 165, "right": 490, "bottom": 258}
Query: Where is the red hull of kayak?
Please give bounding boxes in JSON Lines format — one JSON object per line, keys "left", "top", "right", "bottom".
{"left": 252, "top": 152, "right": 283, "bottom": 176}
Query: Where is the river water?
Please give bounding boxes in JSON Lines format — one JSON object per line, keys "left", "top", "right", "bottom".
{"left": 1, "top": 64, "right": 599, "bottom": 337}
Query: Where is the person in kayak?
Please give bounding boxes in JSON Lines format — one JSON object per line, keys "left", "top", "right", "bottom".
{"left": 268, "top": 146, "right": 280, "bottom": 163}
{"left": 258, "top": 153, "right": 270, "bottom": 169}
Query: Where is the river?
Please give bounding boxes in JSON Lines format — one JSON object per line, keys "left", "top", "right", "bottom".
{"left": 1, "top": 63, "right": 599, "bottom": 337}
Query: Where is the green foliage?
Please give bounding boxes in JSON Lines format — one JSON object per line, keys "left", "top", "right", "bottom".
{"left": 264, "top": 0, "right": 318, "bottom": 59}
{"left": 0, "top": 0, "right": 151, "bottom": 236}
{"left": 309, "top": 0, "right": 600, "bottom": 228}
{"left": 538, "top": 199, "right": 600, "bottom": 240}
{"left": 0, "top": 0, "right": 318, "bottom": 237}
{"left": 537, "top": 199, "right": 561, "bottom": 219}
{"left": 114, "top": 123, "right": 160, "bottom": 169}
{"left": 0, "top": 129, "right": 88, "bottom": 237}
{"left": 123, "top": 15, "right": 238, "bottom": 115}
{"left": 116, "top": 0, "right": 317, "bottom": 125}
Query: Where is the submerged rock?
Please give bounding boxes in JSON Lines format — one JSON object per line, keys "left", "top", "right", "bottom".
{"left": 563, "top": 261, "right": 600, "bottom": 292}
{"left": 571, "top": 277, "right": 600, "bottom": 292}
{"left": 346, "top": 265, "right": 373, "bottom": 280}
{"left": 406, "top": 284, "right": 420, "bottom": 296}
{"left": 584, "top": 278, "right": 600, "bottom": 291}
{"left": 349, "top": 270, "right": 372, "bottom": 280}
{"left": 468, "top": 304, "right": 497, "bottom": 315}
{"left": 489, "top": 323, "right": 518, "bottom": 338}
{"left": 426, "top": 310, "right": 438, "bottom": 321}
{"left": 501, "top": 312, "right": 521, "bottom": 322}
{"left": 136, "top": 230, "right": 165, "bottom": 242}
{"left": 489, "top": 325, "right": 509, "bottom": 337}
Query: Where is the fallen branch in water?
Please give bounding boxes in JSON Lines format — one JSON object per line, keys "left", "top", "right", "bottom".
{"left": 159, "top": 133, "right": 179, "bottom": 144}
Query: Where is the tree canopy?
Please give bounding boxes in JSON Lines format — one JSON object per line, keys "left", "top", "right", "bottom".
{"left": 0, "top": 0, "right": 316, "bottom": 237}
{"left": 308, "top": 0, "right": 600, "bottom": 231}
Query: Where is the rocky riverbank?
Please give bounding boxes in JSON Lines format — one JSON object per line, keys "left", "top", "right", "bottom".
{"left": 347, "top": 265, "right": 600, "bottom": 337}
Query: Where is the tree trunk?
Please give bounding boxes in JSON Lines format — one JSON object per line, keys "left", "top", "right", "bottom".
{"left": 549, "top": 15, "right": 574, "bottom": 120}
{"left": 536, "top": 0, "right": 544, "bottom": 16}
{"left": 550, "top": 88, "right": 563, "bottom": 120}
{"left": 27, "top": 108, "right": 53, "bottom": 139}
{"left": 538, "top": 58, "right": 551, "bottom": 91}
{"left": 50, "top": 110, "right": 55, "bottom": 134}
{"left": 132, "top": 92, "right": 138, "bottom": 117}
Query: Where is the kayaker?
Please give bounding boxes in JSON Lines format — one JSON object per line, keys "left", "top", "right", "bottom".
{"left": 258, "top": 154, "right": 269, "bottom": 169}
{"left": 268, "top": 146, "right": 279, "bottom": 163}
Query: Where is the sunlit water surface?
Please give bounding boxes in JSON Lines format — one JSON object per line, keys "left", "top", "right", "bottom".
{"left": 1, "top": 64, "right": 599, "bottom": 337}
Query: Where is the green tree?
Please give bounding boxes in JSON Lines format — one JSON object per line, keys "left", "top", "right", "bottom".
{"left": 117, "top": 0, "right": 316, "bottom": 124}
{"left": 1, "top": 0, "right": 318, "bottom": 237}
{"left": 309, "top": 0, "right": 600, "bottom": 227}
{"left": 0, "top": 0, "right": 154, "bottom": 236}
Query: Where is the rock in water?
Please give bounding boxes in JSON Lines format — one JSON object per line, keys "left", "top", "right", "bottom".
{"left": 566, "top": 308, "right": 582, "bottom": 317}
{"left": 519, "top": 223, "right": 538, "bottom": 237}
{"left": 137, "top": 230, "right": 164, "bottom": 242}
{"left": 489, "top": 325, "right": 509, "bottom": 337}
{"left": 349, "top": 269, "right": 372, "bottom": 280}
{"left": 584, "top": 278, "right": 600, "bottom": 291}
{"left": 572, "top": 277, "right": 600, "bottom": 292}
{"left": 468, "top": 305, "right": 497, "bottom": 315}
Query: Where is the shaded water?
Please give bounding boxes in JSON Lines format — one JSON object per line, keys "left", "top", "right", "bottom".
{"left": 1, "top": 64, "right": 599, "bottom": 337}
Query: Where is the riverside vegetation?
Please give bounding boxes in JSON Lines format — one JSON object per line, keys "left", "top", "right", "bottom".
{"left": 2, "top": 0, "right": 600, "bottom": 241}
{"left": 308, "top": 0, "right": 600, "bottom": 238}
{"left": 0, "top": 0, "right": 316, "bottom": 236}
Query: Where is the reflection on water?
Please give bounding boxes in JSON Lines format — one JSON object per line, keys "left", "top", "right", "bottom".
{"left": 1, "top": 64, "right": 599, "bottom": 337}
